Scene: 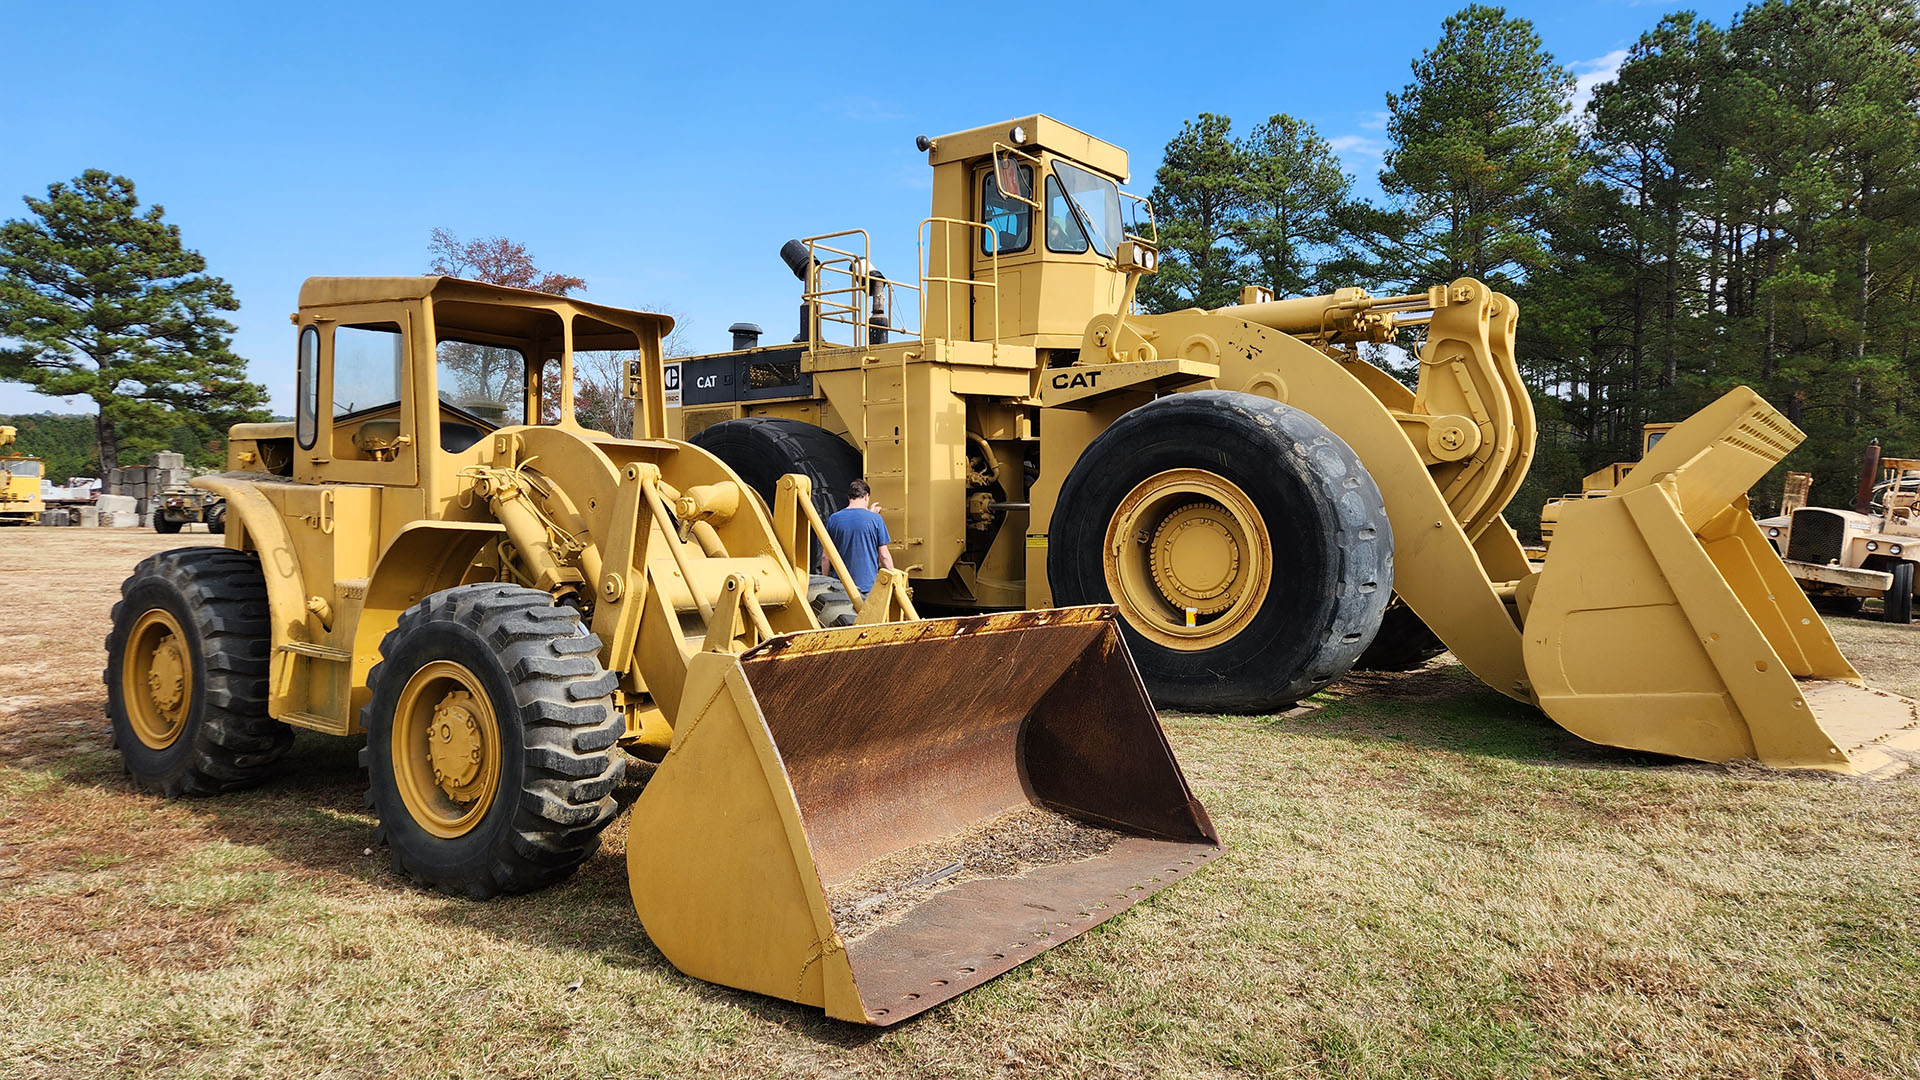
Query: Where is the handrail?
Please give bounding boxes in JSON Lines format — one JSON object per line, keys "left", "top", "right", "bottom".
{"left": 797, "top": 229, "right": 922, "bottom": 350}
{"left": 917, "top": 217, "right": 1000, "bottom": 355}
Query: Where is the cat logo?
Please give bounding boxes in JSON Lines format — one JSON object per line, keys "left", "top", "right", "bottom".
{"left": 1050, "top": 369, "right": 1101, "bottom": 390}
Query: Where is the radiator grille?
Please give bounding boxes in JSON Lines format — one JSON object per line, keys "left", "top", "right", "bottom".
{"left": 1787, "top": 509, "right": 1847, "bottom": 564}
{"left": 682, "top": 407, "right": 737, "bottom": 440}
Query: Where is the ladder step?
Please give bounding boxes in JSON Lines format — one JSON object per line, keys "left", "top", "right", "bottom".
{"left": 278, "top": 641, "right": 351, "bottom": 662}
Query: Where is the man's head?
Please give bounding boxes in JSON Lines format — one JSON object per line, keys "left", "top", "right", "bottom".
{"left": 847, "top": 478, "right": 871, "bottom": 507}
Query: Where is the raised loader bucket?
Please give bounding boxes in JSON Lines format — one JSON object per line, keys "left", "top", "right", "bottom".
{"left": 625, "top": 606, "right": 1221, "bottom": 1024}
{"left": 1524, "top": 387, "right": 1920, "bottom": 776}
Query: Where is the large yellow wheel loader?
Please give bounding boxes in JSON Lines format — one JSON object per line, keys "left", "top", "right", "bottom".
{"left": 102, "top": 276, "right": 1220, "bottom": 1023}
{"left": 666, "top": 115, "right": 1920, "bottom": 775}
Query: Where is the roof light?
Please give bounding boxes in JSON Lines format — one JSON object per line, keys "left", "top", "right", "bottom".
{"left": 1009, "top": 125, "right": 1028, "bottom": 145}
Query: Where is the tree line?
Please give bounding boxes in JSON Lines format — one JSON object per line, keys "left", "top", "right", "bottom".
{"left": 1141, "top": 0, "right": 1920, "bottom": 531}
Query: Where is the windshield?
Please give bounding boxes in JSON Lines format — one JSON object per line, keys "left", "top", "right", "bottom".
{"left": 1051, "top": 160, "right": 1123, "bottom": 257}
{"left": 3, "top": 458, "right": 43, "bottom": 477}
{"left": 436, "top": 338, "right": 527, "bottom": 426}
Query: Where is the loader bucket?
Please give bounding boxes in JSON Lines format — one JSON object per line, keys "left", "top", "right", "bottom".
{"left": 1523, "top": 387, "right": 1920, "bottom": 776}
{"left": 625, "top": 606, "right": 1221, "bottom": 1024}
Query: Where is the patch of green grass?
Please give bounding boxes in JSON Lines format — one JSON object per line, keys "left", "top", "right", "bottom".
{"left": 5, "top": 636, "right": 1920, "bottom": 1078}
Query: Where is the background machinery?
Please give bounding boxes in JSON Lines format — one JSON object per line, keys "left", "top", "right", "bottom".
{"left": 153, "top": 485, "right": 225, "bottom": 534}
{"left": 0, "top": 425, "right": 46, "bottom": 525}
{"left": 668, "top": 115, "right": 1920, "bottom": 775}
{"left": 1757, "top": 443, "right": 1920, "bottom": 622}
{"left": 102, "top": 276, "right": 1219, "bottom": 1024}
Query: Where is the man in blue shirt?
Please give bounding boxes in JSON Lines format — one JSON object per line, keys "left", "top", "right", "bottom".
{"left": 821, "top": 478, "right": 893, "bottom": 595}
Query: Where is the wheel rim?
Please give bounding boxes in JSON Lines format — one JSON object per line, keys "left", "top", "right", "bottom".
{"left": 1103, "top": 468, "right": 1272, "bottom": 652}
{"left": 123, "top": 609, "right": 193, "bottom": 749}
{"left": 391, "top": 660, "right": 503, "bottom": 839}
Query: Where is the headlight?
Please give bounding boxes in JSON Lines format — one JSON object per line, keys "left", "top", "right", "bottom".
{"left": 1867, "top": 541, "right": 1879, "bottom": 552}
{"left": 1892, "top": 544, "right": 1904, "bottom": 556}
{"left": 1768, "top": 528, "right": 1780, "bottom": 538}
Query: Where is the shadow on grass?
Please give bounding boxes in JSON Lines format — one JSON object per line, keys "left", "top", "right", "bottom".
{"left": 1248, "top": 660, "right": 1721, "bottom": 777}
{"left": 16, "top": 703, "right": 889, "bottom": 1045}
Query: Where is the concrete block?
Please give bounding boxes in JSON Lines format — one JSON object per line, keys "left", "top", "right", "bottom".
{"left": 154, "top": 451, "right": 185, "bottom": 469}
{"left": 95, "top": 494, "right": 137, "bottom": 515}
{"left": 79, "top": 506, "right": 100, "bottom": 528}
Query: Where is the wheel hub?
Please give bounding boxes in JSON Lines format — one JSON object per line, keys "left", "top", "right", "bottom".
{"left": 1149, "top": 504, "right": 1241, "bottom": 614}
{"left": 391, "top": 660, "right": 503, "bottom": 839}
{"left": 147, "top": 638, "right": 186, "bottom": 716}
{"left": 1103, "top": 468, "right": 1274, "bottom": 652}
{"left": 427, "top": 691, "right": 487, "bottom": 800}
{"left": 122, "top": 608, "right": 193, "bottom": 749}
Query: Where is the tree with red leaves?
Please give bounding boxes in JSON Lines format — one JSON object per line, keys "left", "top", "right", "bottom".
{"left": 427, "top": 227, "right": 585, "bottom": 295}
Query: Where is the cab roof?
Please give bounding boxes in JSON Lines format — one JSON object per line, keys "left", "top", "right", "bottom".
{"left": 924, "top": 115, "right": 1128, "bottom": 182}
{"left": 295, "top": 276, "right": 675, "bottom": 344}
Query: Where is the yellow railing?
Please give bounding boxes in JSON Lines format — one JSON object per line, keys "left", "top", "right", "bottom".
{"left": 797, "top": 230, "right": 920, "bottom": 351}
{"left": 916, "top": 217, "right": 1000, "bottom": 356}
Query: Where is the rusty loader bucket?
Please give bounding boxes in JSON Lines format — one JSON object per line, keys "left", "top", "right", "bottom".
{"left": 625, "top": 606, "right": 1221, "bottom": 1024}
{"left": 1524, "top": 387, "right": 1920, "bottom": 777}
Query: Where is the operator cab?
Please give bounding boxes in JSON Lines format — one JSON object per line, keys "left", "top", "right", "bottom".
{"left": 922, "top": 116, "right": 1152, "bottom": 347}
{"left": 230, "top": 278, "right": 671, "bottom": 515}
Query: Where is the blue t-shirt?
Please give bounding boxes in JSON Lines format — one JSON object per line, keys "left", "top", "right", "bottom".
{"left": 824, "top": 505, "right": 891, "bottom": 593}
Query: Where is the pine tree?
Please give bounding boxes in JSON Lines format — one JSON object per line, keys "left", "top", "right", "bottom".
{"left": 0, "top": 171, "right": 266, "bottom": 472}
{"left": 1379, "top": 5, "right": 1580, "bottom": 289}
{"left": 1138, "top": 114, "right": 1248, "bottom": 312}
{"left": 1235, "top": 114, "right": 1359, "bottom": 296}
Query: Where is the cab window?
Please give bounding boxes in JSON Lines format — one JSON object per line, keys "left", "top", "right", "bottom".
{"left": 333, "top": 324, "right": 404, "bottom": 417}
{"left": 295, "top": 326, "right": 319, "bottom": 449}
{"left": 1049, "top": 160, "right": 1123, "bottom": 257}
{"left": 1045, "top": 176, "right": 1090, "bottom": 254}
{"left": 980, "top": 164, "right": 1032, "bottom": 256}
{"left": 436, "top": 338, "right": 527, "bottom": 426}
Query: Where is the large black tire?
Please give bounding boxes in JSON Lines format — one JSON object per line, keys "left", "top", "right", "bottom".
{"left": 1353, "top": 599, "right": 1448, "bottom": 671}
{"left": 1883, "top": 562, "right": 1915, "bottom": 624}
{"left": 104, "top": 549, "right": 291, "bottom": 795}
{"left": 153, "top": 514, "right": 183, "bottom": 534}
{"left": 691, "top": 418, "right": 863, "bottom": 522}
{"left": 808, "top": 574, "right": 858, "bottom": 627}
{"left": 360, "top": 584, "right": 625, "bottom": 898}
{"left": 1049, "top": 391, "right": 1393, "bottom": 713}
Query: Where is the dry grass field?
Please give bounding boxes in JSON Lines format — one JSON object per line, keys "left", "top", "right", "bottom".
{"left": 2, "top": 528, "right": 1916, "bottom": 1079}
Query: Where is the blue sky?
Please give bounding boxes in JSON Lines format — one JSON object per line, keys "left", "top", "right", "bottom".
{"left": 0, "top": 0, "right": 1748, "bottom": 416}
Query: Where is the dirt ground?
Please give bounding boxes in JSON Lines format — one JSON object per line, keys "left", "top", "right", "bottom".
{"left": 2, "top": 527, "right": 1917, "bottom": 1080}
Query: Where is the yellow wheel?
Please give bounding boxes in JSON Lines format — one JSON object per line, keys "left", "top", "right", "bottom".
{"left": 362, "top": 584, "right": 624, "bottom": 898}
{"left": 1048, "top": 391, "right": 1393, "bottom": 712}
{"left": 1104, "top": 469, "right": 1272, "bottom": 652}
{"left": 389, "top": 661, "right": 503, "bottom": 839}
{"left": 121, "top": 609, "right": 193, "bottom": 749}
{"left": 105, "top": 549, "right": 290, "bottom": 795}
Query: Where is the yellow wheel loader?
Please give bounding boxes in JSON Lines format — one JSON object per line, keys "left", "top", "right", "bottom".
{"left": 0, "top": 426, "right": 46, "bottom": 526}
{"left": 666, "top": 115, "right": 1920, "bottom": 776}
{"left": 102, "top": 276, "right": 1219, "bottom": 1024}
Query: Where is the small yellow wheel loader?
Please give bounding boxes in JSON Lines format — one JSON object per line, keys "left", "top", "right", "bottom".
{"left": 0, "top": 426, "right": 46, "bottom": 526}
{"left": 102, "top": 277, "right": 1220, "bottom": 1024}
{"left": 667, "top": 115, "right": 1920, "bottom": 776}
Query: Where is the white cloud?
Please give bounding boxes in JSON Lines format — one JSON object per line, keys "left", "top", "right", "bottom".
{"left": 1359, "top": 110, "right": 1390, "bottom": 132}
{"left": 1570, "top": 48, "right": 1630, "bottom": 116}
{"left": 1327, "top": 133, "right": 1387, "bottom": 159}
